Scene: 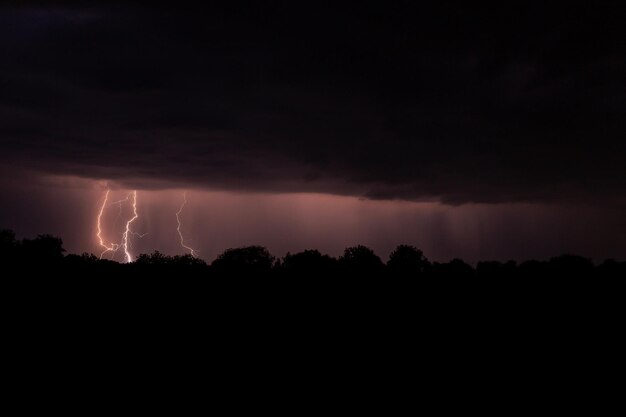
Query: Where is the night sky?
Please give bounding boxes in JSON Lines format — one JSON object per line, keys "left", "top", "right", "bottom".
{"left": 1, "top": 1, "right": 625, "bottom": 262}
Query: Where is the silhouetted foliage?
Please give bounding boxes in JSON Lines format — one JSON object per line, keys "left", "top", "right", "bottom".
{"left": 0, "top": 229, "right": 17, "bottom": 261}
{"left": 133, "top": 251, "right": 208, "bottom": 276}
{"left": 282, "top": 250, "right": 339, "bottom": 276}
{"left": 135, "top": 251, "right": 207, "bottom": 268}
{"left": 598, "top": 259, "right": 626, "bottom": 278}
{"left": 212, "top": 246, "right": 275, "bottom": 276}
{"left": 548, "top": 255, "right": 595, "bottom": 276}
{"left": 135, "top": 251, "right": 170, "bottom": 266}
{"left": 0, "top": 228, "right": 16, "bottom": 247}
{"left": 431, "top": 259, "right": 474, "bottom": 277}
{"left": 21, "top": 234, "right": 65, "bottom": 264}
{"left": 64, "top": 253, "right": 99, "bottom": 266}
{"left": 519, "top": 260, "right": 545, "bottom": 276}
{"left": 1, "top": 228, "right": 625, "bottom": 280}
{"left": 476, "top": 261, "right": 518, "bottom": 278}
{"left": 172, "top": 254, "right": 207, "bottom": 268}
{"left": 387, "top": 245, "right": 430, "bottom": 276}
{"left": 340, "top": 245, "right": 384, "bottom": 275}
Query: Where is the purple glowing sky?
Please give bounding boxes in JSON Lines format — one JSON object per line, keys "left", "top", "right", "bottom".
{"left": 1, "top": 3, "right": 625, "bottom": 262}
{"left": 1, "top": 173, "right": 624, "bottom": 263}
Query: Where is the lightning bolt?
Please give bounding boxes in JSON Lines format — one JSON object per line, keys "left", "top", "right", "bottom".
{"left": 96, "top": 189, "right": 146, "bottom": 263}
{"left": 96, "top": 189, "right": 121, "bottom": 259}
{"left": 109, "top": 193, "right": 131, "bottom": 260}
{"left": 122, "top": 190, "right": 139, "bottom": 263}
{"left": 109, "top": 192, "right": 131, "bottom": 229}
{"left": 176, "top": 191, "right": 197, "bottom": 257}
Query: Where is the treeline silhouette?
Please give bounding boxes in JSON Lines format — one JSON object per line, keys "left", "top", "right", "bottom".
{"left": 2, "top": 228, "right": 625, "bottom": 278}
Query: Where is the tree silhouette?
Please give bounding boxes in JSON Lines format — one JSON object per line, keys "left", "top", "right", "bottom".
{"left": 598, "top": 259, "right": 626, "bottom": 278}
{"left": 21, "top": 234, "right": 65, "bottom": 263}
{"left": 282, "top": 249, "right": 338, "bottom": 276}
{"left": 340, "top": 245, "right": 385, "bottom": 275}
{"left": 1, "top": 227, "right": 625, "bottom": 279}
{"left": 0, "top": 229, "right": 17, "bottom": 261}
{"left": 133, "top": 251, "right": 208, "bottom": 278}
{"left": 212, "top": 246, "right": 275, "bottom": 275}
{"left": 387, "top": 245, "right": 430, "bottom": 276}
{"left": 432, "top": 258, "right": 474, "bottom": 277}
{"left": 476, "top": 261, "right": 518, "bottom": 277}
{"left": 548, "top": 255, "right": 595, "bottom": 276}
{"left": 0, "top": 229, "right": 16, "bottom": 247}
{"left": 136, "top": 251, "right": 170, "bottom": 266}
{"left": 171, "top": 254, "right": 207, "bottom": 268}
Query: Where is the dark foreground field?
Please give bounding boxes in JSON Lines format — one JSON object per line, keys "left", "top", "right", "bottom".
{"left": 3, "top": 229, "right": 624, "bottom": 386}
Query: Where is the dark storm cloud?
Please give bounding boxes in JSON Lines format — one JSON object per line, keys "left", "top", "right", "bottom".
{"left": 1, "top": 1, "right": 625, "bottom": 204}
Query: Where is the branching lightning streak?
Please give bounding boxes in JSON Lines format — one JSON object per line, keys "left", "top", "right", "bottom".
{"left": 109, "top": 193, "right": 131, "bottom": 229}
{"left": 127, "top": 231, "right": 148, "bottom": 250}
{"left": 96, "top": 190, "right": 121, "bottom": 259}
{"left": 176, "top": 191, "right": 197, "bottom": 257}
{"left": 110, "top": 194, "right": 131, "bottom": 260}
{"left": 122, "top": 190, "right": 139, "bottom": 263}
{"left": 96, "top": 189, "right": 145, "bottom": 263}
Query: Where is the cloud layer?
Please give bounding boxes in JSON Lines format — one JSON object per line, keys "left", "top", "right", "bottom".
{"left": 1, "top": 2, "right": 625, "bottom": 204}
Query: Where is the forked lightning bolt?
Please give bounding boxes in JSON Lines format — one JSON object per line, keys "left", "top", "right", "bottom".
{"left": 122, "top": 190, "right": 139, "bottom": 263}
{"left": 96, "top": 189, "right": 145, "bottom": 263}
{"left": 96, "top": 190, "right": 121, "bottom": 259}
{"left": 109, "top": 193, "right": 131, "bottom": 229}
{"left": 109, "top": 193, "right": 131, "bottom": 260}
{"left": 176, "top": 191, "right": 197, "bottom": 257}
